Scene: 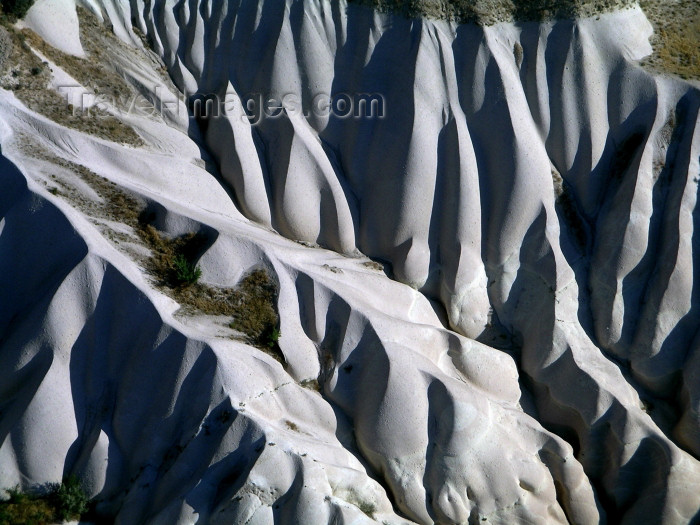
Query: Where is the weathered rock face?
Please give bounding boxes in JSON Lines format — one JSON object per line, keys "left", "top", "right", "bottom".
{"left": 1, "top": 0, "right": 699, "bottom": 523}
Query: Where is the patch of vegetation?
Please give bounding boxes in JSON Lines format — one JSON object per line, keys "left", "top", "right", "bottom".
{"left": 266, "top": 326, "right": 281, "bottom": 347}
{"left": 362, "top": 260, "right": 384, "bottom": 271}
{"left": 52, "top": 477, "right": 89, "bottom": 522}
{"left": 0, "top": 26, "right": 10, "bottom": 70}
{"left": 348, "top": 0, "right": 635, "bottom": 24}
{"left": 356, "top": 499, "right": 377, "bottom": 518}
{"left": 172, "top": 253, "right": 202, "bottom": 285}
{"left": 0, "top": 487, "right": 54, "bottom": 525}
{"left": 0, "top": 23, "right": 141, "bottom": 145}
{"left": 21, "top": 8, "right": 135, "bottom": 104}
{"left": 139, "top": 226, "right": 281, "bottom": 357}
{"left": 23, "top": 141, "right": 283, "bottom": 360}
{"left": 140, "top": 225, "right": 207, "bottom": 288}
{"left": 229, "top": 270, "right": 282, "bottom": 352}
{"left": 0, "top": 477, "right": 89, "bottom": 525}
{"left": 640, "top": 0, "right": 700, "bottom": 81}
{"left": 0, "top": 0, "right": 34, "bottom": 21}
{"left": 300, "top": 378, "right": 321, "bottom": 391}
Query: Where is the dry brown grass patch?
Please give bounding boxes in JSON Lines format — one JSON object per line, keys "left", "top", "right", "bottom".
{"left": 0, "top": 493, "right": 55, "bottom": 525}
{"left": 22, "top": 141, "right": 282, "bottom": 358}
{"left": 0, "top": 23, "right": 141, "bottom": 145}
{"left": 228, "top": 270, "right": 280, "bottom": 343}
{"left": 362, "top": 260, "right": 384, "bottom": 271}
{"left": 640, "top": 0, "right": 700, "bottom": 81}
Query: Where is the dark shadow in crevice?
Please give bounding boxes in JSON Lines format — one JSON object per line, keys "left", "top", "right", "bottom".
{"left": 305, "top": 292, "right": 416, "bottom": 522}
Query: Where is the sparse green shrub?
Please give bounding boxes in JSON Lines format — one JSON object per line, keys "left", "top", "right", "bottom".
{"left": 555, "top": 185, "right": 587, "bottom": 248}
{"left": 357, "top": 500, "right": 376, "bottom": 518}
{"left": 172, "top": 253, "right": 202, "bottom": 285}
{"left": 138, "top": 224, "right": 282, "bottom": 358}
{"left": 266, "top": 326, "right": 281, "bottom": 348}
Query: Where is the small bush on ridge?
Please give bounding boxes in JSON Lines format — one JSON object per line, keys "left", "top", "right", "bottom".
{"left": 172, "top": 253, "right": 202, "bottom": 285}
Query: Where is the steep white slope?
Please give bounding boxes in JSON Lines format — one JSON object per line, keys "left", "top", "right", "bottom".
{"left": 0, "top": 0, "right": 699, "bottom": 524}
{"left": 0, "top": 91, "right": 600, "bottom": 523}
{"left": 0, "top": 103, "right": 401, "bottom": 524}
